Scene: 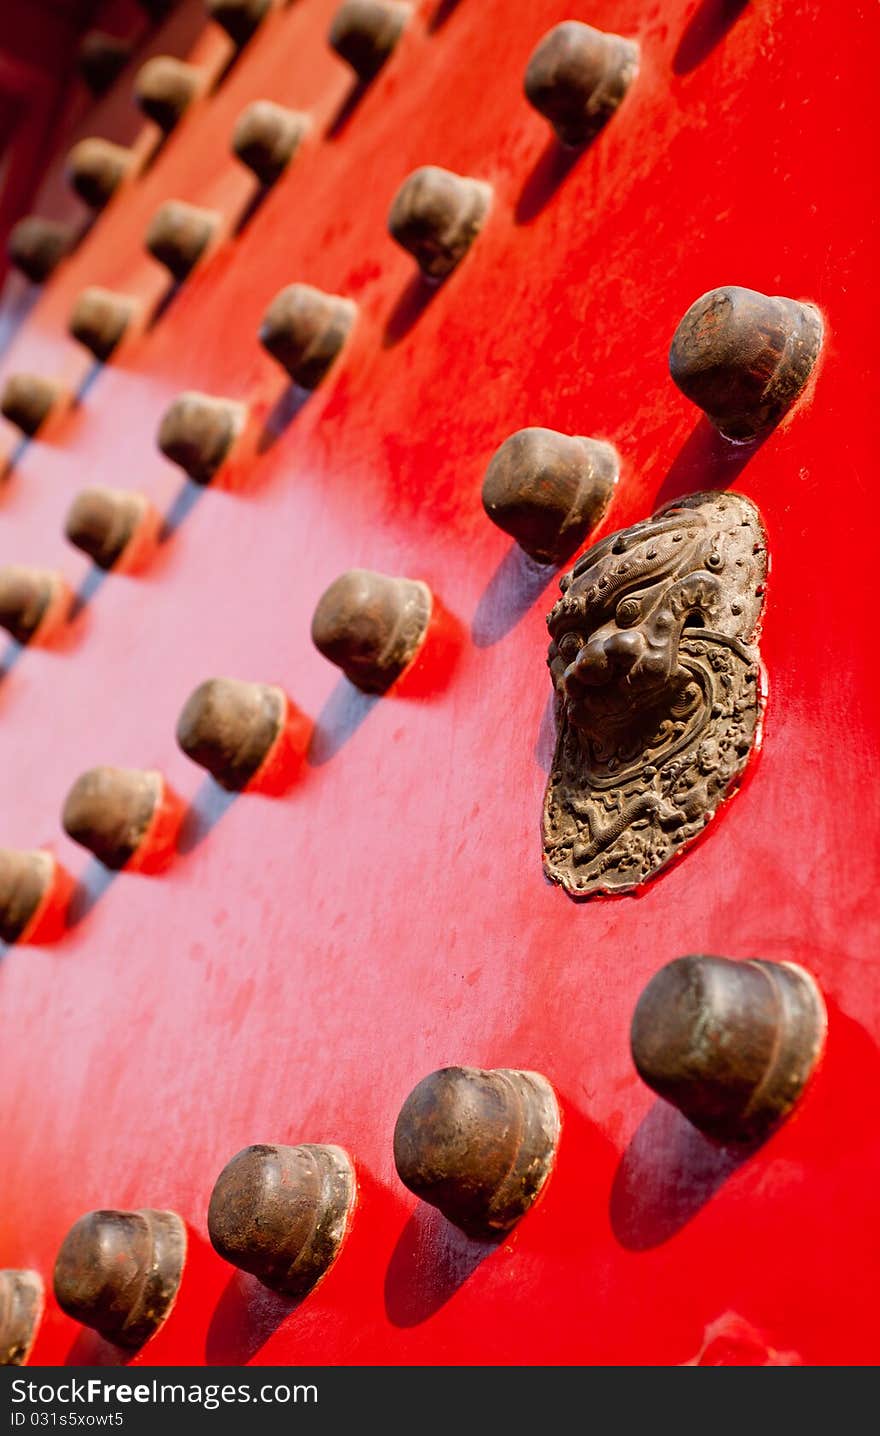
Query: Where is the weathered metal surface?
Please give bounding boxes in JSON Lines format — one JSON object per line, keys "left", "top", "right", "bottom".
{"left": 0, "top": 373, "right": 60, "bottom": 436}
{"left": 524, "top": 21, "right": 639, "bottom": 147}
{"left": 543, "top": 492, "right": 766, "bottom": 897}
{"left": 65, "top": 138, "right": 133, "bottom": 211}
{"left": 259, "top": 282, "right": 356, "bottom": 386}
{"left": 135, "top": 55, "right": 203, "bottom": 133}
{"left": 207, "top": 1144, "right": 355, "bottom": 1297}
{"left": 175, "top": 677, "right": 288, "bottom": 789}
{"left": 631, "top": 955, "right": 827, "bottom": 1145}
{"left": 156, "top": 390, "right": 245, "bottom": 481}
{"left": 6, "top": 217, "right": 73, "bottom": 284}
{"left": 145, "top": 199, "right": 219, "bottom": 280}
{"left": 0, "top": 565, "right": 69, "bottom": 643}
{"left": 0, "top": 851, "right": 57, "bottom": 945}
{"left": 77, "top": 32, "right": 134, "bottom": 98}
{"left": 0, "top": 1271, "right": 43, "bottom": 1366}
{"left": 0, "top": 0, "right": 876, "bottom": 1370}
{"left": 388, "top": 166, "right": 491, "bottom": 280}
{"left": 393, "top": 1068, "right": 561, "bottom": 1239}
{"left": 53, "top": 1209, "right": 186, "bottom": 1349}
{"left": 207, "top": 0, "right": 272, "bottom": 50}
{"left": 329, "top": 0, "right": 411, "bottom": 82}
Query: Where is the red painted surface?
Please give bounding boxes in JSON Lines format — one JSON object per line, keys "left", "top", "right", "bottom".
{"left": 0, "top": 0, "right": 877, "bottom": 1367}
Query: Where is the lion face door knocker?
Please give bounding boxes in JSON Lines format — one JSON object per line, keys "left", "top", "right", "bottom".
{"left": 543, "top": 491, "right": 767, "bottom": 898}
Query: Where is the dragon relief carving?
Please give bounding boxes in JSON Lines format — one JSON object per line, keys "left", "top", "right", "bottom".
{"left": 543, "top": 491, "right": 767, "bottom": 898}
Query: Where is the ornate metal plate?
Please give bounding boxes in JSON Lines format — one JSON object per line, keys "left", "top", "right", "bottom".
{"left": 543, "top": 491, "right": 767, "bottom": 898}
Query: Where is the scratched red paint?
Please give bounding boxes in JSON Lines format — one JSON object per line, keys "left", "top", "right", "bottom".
{"left": 0, "top": 0, "right": 877, "bottom": 1366}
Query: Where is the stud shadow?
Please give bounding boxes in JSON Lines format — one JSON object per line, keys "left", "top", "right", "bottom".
{"left": 205, "top": 1269, "right": 301, "bottom": 1365}
{"left": 0, "top": 639, "right": 24, "bottom": 687}
{"left": 160, "top": 478, "right": 206, "bottom": 540}
{"left": 384, "top": 1203, "right": 498, "bottom": 1327}
{"left": 74, "top": 360, "right": 104, "bottom": 405}
{"left": 515, "top": 140, "right": 582, "bottom": 225}
{"left": 306, "top": 680, "right": 379, "bottom": 766}
{"left": 233, "top": 182, "right": 273, "bottom": 238}
{"left": 66, "top": 857, "right": 118, "bottom": 929}
{"left": 177, "top": 777, "right": 238, "bottom": 855}
{"left": 428, "top": 0, "right": 463, "bottom": 31}
{"left": 382, "top": 273, "right": 439, "bottom": 347}
{"left": 65, "top": 1328, "right": 133, "bottom": 1366}
{"left": 1, "top": 435, "right": 30, "bottom": 482}
{"left": 653, "top": 418, "right": 768, "bottom": 507}
{"left": 326, "top": 78, "right": 371, "bottom": 141}
{"left": 673, "top": 0, "right": 749, "bottom": 75}
{"left": 256, "top": 383, "right": 311, "bottom": 453}
{"left": 68, "top": 564, "right": 108, "bottom": 622}
{"left": 0, "top": 288, "right": 40, "bottom": 365}
{"left": 471, "top": 544, "right": 558, "bottom": 648}
{"left": 609, "top": 1099, "right": 750, "bottom": 1251}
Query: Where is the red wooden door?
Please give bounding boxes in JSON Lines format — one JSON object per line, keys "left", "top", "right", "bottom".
{"left": 0, "top": 0, "right": 876, "bottom": 1366}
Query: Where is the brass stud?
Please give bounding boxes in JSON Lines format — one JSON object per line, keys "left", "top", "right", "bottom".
{"left": 631, "top": 955, "right": 827, "bottom": 1144}
{"left": 208, "top": 1144, "right": 355, "bottom": 1297}
{"left": 0, "top": 850, "right": 69, "bottom": 945}
{"left": 7, "top": 217, "right": 72, "bottom": 284}
{"left": 157, "top": 392, "right": 245, "bottom": 483}
{"left": 54, "top": 1210, "right": 185, "bottom": 1349}
{"left": 0, "top": 567, "right": 70, "bottom": 645}
{"left": 0, "top": 1271, "right": 43, "bottom": 1366}
{"left": 387, "top": 166, "right": 491, "bottom": 280}
{"left": 68, "top": 287, "right": 137, "bottom": 362}
{"left": 482, "top": 427, "right": 618, "bottom": 564}
{"left": 64, "top": 487, "right": 159, "bottom": 571}
{"left": 231, "top": 101, "right": 309, "bottom": 187}
{"left": 77, "top": 32, "right": 133, "bottom": 96}
{"left": 259, "top": 284, "right": 356, "bottom": 387}
{"left": 134, "top": 56, "right": 201, "bottom": 133}
{"left": 206, "top": 0, "right": 272, "bottom": 48}
{"left": 329, "top": 0, "right": 411, "bottom": 81}
{"left": 62, "top": 767, "right": 175, "bottom": 870}
{"left": 176, "top": 678, "right": 289, "bottom": 790}
{"left": 0, "top": 374, "right": 61, "bottom": 438}
{"left": 145, "top": 200, "right": 219, "bottom": 281}
{"left": 66, "top": 138, "right": 133, "bottom": 210}
{"left": 524, "top": 21, "right": 639, "bottom": 147}
{"left": 393, "top": 1067, "right": 560, "bottom": 1238}
{"left": 311, "top": 569, "right": 431, "bottom": 693}
{"left": 669, "top": 286, "right": 824, "bottom": 442}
